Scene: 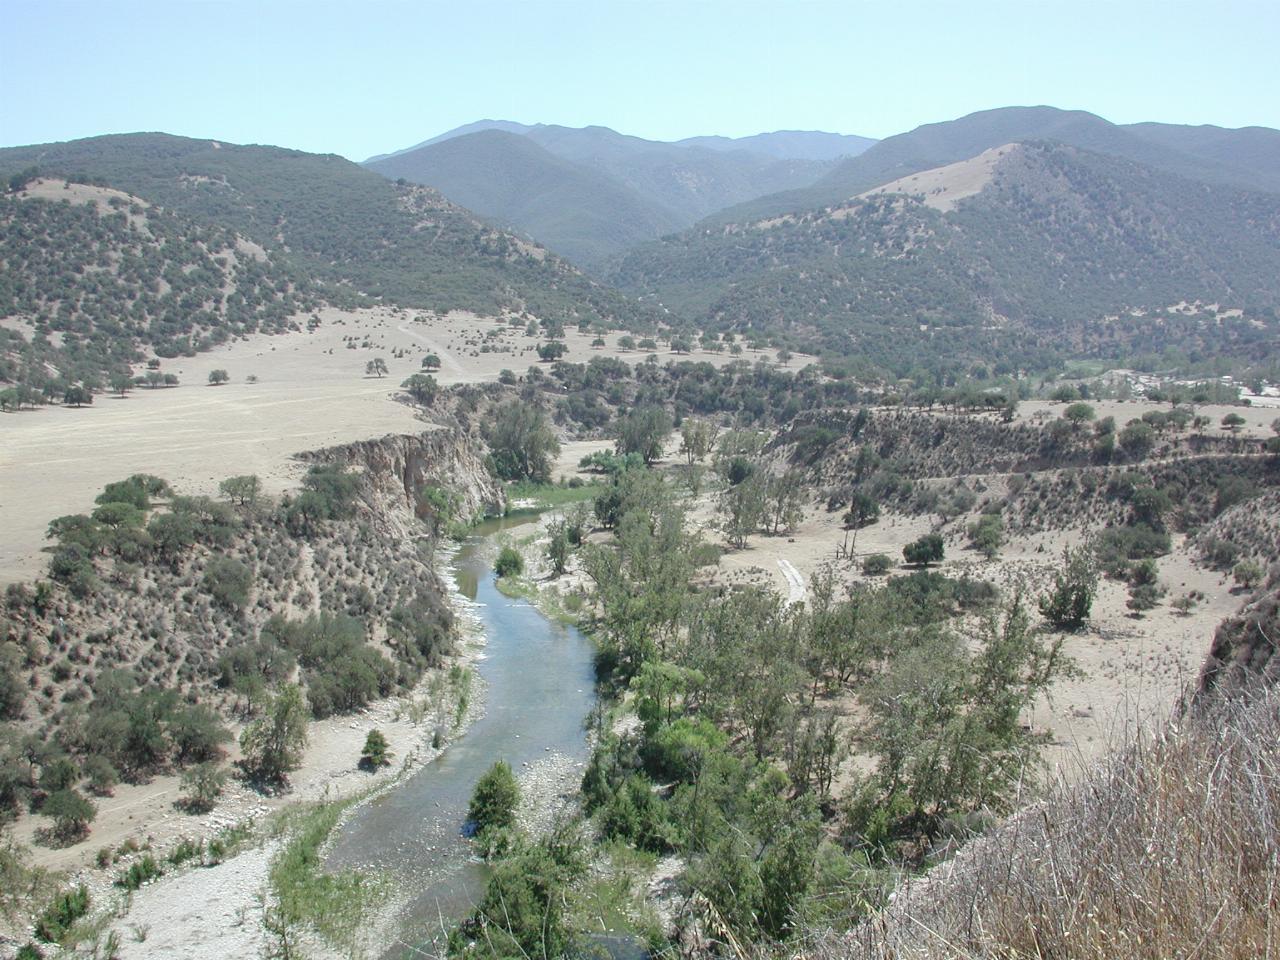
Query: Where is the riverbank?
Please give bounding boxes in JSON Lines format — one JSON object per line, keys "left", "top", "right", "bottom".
{"left": 10, "top": 534, "right": 492, "bottom": 959}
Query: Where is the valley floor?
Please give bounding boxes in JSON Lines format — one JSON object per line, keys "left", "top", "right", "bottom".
{"left": 0, "top": 308, "right": 777, "bottom": 583}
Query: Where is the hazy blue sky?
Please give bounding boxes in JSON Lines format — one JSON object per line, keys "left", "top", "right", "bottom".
{"left": 2, "top": 0, "right": 1276, "bottom": 160}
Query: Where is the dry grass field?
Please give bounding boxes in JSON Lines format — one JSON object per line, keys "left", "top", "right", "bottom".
{"left": 0, "top": 307, "right": 760, "bottom": 584}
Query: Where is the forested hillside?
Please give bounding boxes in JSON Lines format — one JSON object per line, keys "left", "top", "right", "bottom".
{"left": 713, "top": 106, "right": 1280, "bottom": 223}
{"left": 0, "top": 134, "right": 660, "bottom": 386}
{"left": 0, "top": 179, "right": 316, "bottom": 388}
{"left": 611, "top": 141, "right": 1280, "bottom": 375}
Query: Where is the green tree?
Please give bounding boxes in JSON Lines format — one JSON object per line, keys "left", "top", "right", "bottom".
{"left": 495, "top": 546, "right": 523, "bottom": 578}
{"left": 63, "top": 385, "right": 92, "bottom": 407}
{"left": 400, "top": 373, "right": 439, "bottom": 405}
{"left": 219, "top": 474, "right": 262, "bottom": 508}
{"left": 719, "top": 473, "right": 766, "bottom": 549}
{"left": 42, "top": 789, "right": 95, "bottom": 840}
{"left": 365, "top": 357, "right": 388, "bottom": 378}
{"left": 617, "top": 405, "right": 673, "bottom": 466}
{"left": 680, "top": 417, "right": 719, "bottom": 466}
{"left": 1063, "top": 402, "right": 1095, "bottom": 426}
{"left": 421, "top": 353, "right": 442, "bottom": 371}
{"left": 485, "top": 400, "right": 560, "bottom": 482}
{"left": 359, "top": 729, "right": 391, "bottom": 769}
{"left": 1038, "top": 543, "right": 1098, "bottom": 629}
{"left": 179, "top": 762, "right": 227, "bottom": 812}
{"left": 545, "top": 520, "right": 570, "bottom": 577}
{"left": 536, "top": 341, "right": 567, "bottom": 362}
{"left": 843, "top": 492, "right": 880, "bottom": 528}
{"left": 207, "top": 369, "right": 230, "bottom": 386}
{"left": 239, "top": 684, "right": 309, "bottom": 783}
{"left": 1221, "top": 412, "right": 1246, "bottom": 434}
{"left": 902, "top": 533, "right": 944, "bottom": 567}
{"left": 1118, "top": 420, "right": 1156, "bottom": 459}
{"left": 468, "top": 760, "right": 520, "bottom": 837}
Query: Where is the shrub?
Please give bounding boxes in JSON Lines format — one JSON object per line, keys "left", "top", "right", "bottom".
{"left": 201, "top": 556, "right": 253, "bottom": 612}
{"left": 42, "top": 789, "right": 95, "bottom": 840}
{"left": 494, "top": 547, "right": 523, "bottom": 578}
{"left": 967, "top": 514, "right": 1004, "bottom": 559}
{"left": 468, "top": 760, "right": 520, "bottom": 838}
{"left": 81, "top": 755, "right": 119, "bottom": 796}
{"left": 115, "top": 855, "right": 162, "bottom": 890}
{"left": 179, "top": 762, "right": 227, "bottom": 812}
{"left": 1233, "top": 559, "right": 1265, "bottom": 590}
{"left": 360, "top": 729, "right": 391, "bottom": 769}
{"left": 34, "top": 885, "right": 90, "bottom": 943}
{"left": 862, "top": 553, "right": 893, "bottom": 576}
{"left": 903, "top": 533, "right": 944, "bottom": 567}
{"left": 1039, "top": 545, "right": 1099, "bottom": 629}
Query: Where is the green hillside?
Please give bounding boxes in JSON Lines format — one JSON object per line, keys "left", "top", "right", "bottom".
{"left": 714, "top": 106, "right": 1280, "bottom": 224}
{"left": 0, "top": 180, "right": 315, "bottom": 387}
{"left": 0, "top": 133, "right": 660, "bottom": 385}
{"left": 611, "top": 141, "right": 1280, "bottom": 376}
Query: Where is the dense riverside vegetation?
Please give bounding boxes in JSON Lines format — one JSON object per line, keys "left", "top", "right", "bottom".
{"left": 453, "top": 463, "right": 1069, "bottom": 955}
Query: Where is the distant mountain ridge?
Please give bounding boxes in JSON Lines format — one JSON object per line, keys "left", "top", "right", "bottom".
{"left": 363, "top": 121, "right": 877, "bottom": 268}
{"left": 714, "top": 106, "right": 1280, "bottom": 223}
{"left": 364, "top": 121, "right": 876, "bottom": 165}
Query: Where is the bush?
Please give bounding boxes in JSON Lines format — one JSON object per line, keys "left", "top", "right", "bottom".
{"left": 360, "top": 729, "right": 391, "bottom": 769}
{"left": 967, "top": 514, "right": 1004, "bottom": 559}
{"left": 862, "top": 553, "right": 893, "bottom": 576}
{"left": 202, "top": 556, "right": 253, "bottom": 612}
{"left": 1039, "top": 545, "right": 1099, "bottom": 629}
{"left": 34, "top": 885, "right": 90, "bottom": 943}
{"left": 42, "top": 789, "right": 95, "bottom": 840}
{"left": 115, "top": 854, "right": 162, "bottom": 890}
{"left": 468, "top": 760, "right": 520, "bottom": 839}
{"left": 494, "top": 546, "right": 523, "bottom": 578}
{"left": 81, "top": 756, "right": 119, "bottom": 796}
{"left": 179, "top": 762, "right": 227, "bottom": 812}
{"left": 600, "top": 774, "right": 673, "bottom": 852}
{"left": 1233, "top": 559, "right": 1265, "bottom": 590}
{"left": 903, "top": 533, "right": 945, "bottom": 567}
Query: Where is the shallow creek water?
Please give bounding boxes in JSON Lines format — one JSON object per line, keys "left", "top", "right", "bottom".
{"left": 326, "top": 515, "right": 597, "bottom": 957}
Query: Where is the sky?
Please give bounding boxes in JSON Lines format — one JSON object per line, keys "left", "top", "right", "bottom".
{"left": 2, "top": 0, "right": 1277, "bottom": 161}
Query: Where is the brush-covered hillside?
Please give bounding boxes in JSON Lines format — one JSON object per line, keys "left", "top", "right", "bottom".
{"left": 611, "top": 141, "right": 1280, "bottom": 374}
{"left": 715, "top": 105, "right": 1280, "bottom": 224}
{"left": 0, "top": 133, "right": 660, "bottom": 386}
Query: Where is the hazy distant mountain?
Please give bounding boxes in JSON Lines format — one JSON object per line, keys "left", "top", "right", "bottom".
{"left": 367, "top": 122, "right": 852, "bottom": 267}
{"left": 368, "top": 130, "right": 684, "bottom": 268}
{"left": 676, "top": 130, "right": 877, "bottom": 161}
{"left": 363, "top": 119, "right": 534, "bottom": 163}
{"left": 715, "top": 106, "right": 1280, "bottom": 223}
{"left": 612, "top": 140, "right": 1280, "bottom": 372}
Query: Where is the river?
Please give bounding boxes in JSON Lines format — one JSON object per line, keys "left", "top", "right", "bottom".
{"left": 326, "top": 514, "right": 598, "bottom": 957}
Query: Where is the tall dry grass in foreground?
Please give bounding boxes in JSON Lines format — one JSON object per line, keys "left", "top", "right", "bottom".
{"left": 817, "top": 686, "right": 1280, "bottom": 960}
